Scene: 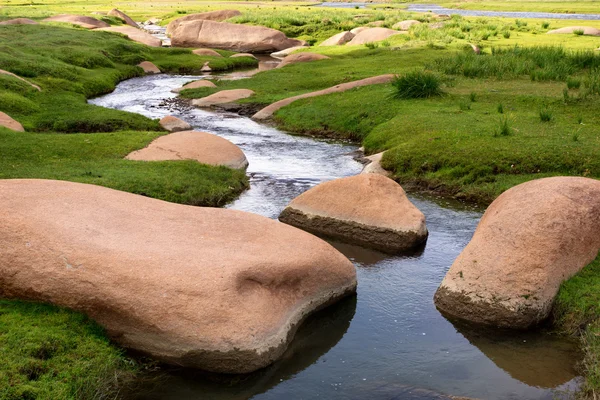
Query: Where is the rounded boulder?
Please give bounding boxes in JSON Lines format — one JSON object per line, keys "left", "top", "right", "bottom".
{"left": 276, "top": 52, "right": 330, "bottom": 68}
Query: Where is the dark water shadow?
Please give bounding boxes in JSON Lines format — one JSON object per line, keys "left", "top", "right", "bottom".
{"left": 124, "top": 295, "right": 357, "bottom": 400}
{"left": 445, "top": 317, "right": 582, "bottom": 389}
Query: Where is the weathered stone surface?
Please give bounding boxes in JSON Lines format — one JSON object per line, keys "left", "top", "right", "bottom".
{"left": 547, "top": 26, "right": 600, "bottom": 36}
{"left": 0, "top": 69, "right": 41, "bottom": 91}
{"left": 107, "top": 8, "right": 138, "bottom": 27}
{"left": 192, "top": 89, "right": 255, "bottom": 108}
{"left": 252, "top": 74, "right": 394, "bottom": 120}
{"left": 0, "top": 112, "right": 24, "bottom": 132}
{"left": 434, "top": 177, "right": 600, "bottom": 329}
{"left": 137, "top": 61, "right": 161, "bottom": 74}
{"left": 97, "top": 26, "right": 162, "bottom": 47}
{"left": 159, "top": 116, "right": 192, "bottom": 132}
{"left": 0, "top": 18, "right": 38, "bottom": 25}
{"left": 350, "top": 27, "right": 369, "bottom": 35}
{"left": 320, "top": 31, "right": 354, "bottom": 46}
{"left": 166, "top": 10, "right": 242, "bottom": 36}
{"left": 192, "top": 48, "right": 222, "bottom": 57}
{"left": 171, "top": 79, "right": 217, "bottom": 93}
{"left": 347, "top": 28, "right": 403, "bottom": 45}
{"left": 361, "top": 152, "right": 391, "bottom": 177}
{"left": 126, "top": 130, "right": 248, "bottom": 170}
{"left": 279, "top": 174, "right": 428, "bottom": 253}
{"left": 200, "top": 61, "right": 212, "bottom": 72}
{"left": 0, "top": 179, "right": 357, "bottom": 373}
{"left": 271, "top": 46, "right": 308, "bottom": 58}
{"left": 393, "top": 19, "right": 421, "bottom": 31}
{"left": 43, "top": 14, "right": 110, "bottom": 29}
{"left": 231, "top": 53, "right": 258, "bottom": 59}
{"left": 276, "top": 52, "right": 330, "bottom": 68}
{"left": 170, "top": 20, "right": 304, "bottom": 52}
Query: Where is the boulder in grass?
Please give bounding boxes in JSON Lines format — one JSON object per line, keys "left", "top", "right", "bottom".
{"left": 231, "top": 53, "right": 258, "bottom": 60}
{"left": 170, "top": 20, "right": 304, "bottom": 52}
{"left": 137, "top": 61, "right": 161, "bottom": 74}
{"left": 192, "top": 89, "right": 255, "bottom": 108}
{"left": 166, "top": 10, "right": 242, "bottom": 36}
{"left": 0, "top": 18, "right": 38, "bottom": 25}
{"left": 107, "top": 9, "right": 138, "bottom": 27}
{"left": 171, "top": 80, "right": 217, "bottom": 93}
{"left": 126, "top": 130, "right": 249, "bottom": 170}
{"left": 350, "top": 27, "right": 369, "bottom": 35}
{"left": 392, "top": 20, "right": 421, "bottom": 31}
{"left": 547, "top": 26, "right": 600, "bottom": 36}
{"left": 320, "top": 31, "right": 355, "bottom": 46}
{"left": 279, "top": 174, "right": 428, "bottom": 253}
{"left": 271, "top": 46, "right": 308, "bottom": 58}
{"left": 347, "top": 27, "right": 404, "bottom": 45}
{"left": 192, "top": 48, "right": 223, "bottom": 57}
{"left": 0, "top": 179, "right": 357, "bottom": 373}
{"left": 97, "top": 26, "right": 162, "bottom": 47}
{"left": 43, "top": 14, "right": 110, "bottom": 29}
{"left": 434, "top": 177, "right": 600, "bottom": 329}
{"left": 276, "top": 52, "right": 330, "bottom": 68}
{"left": 159, "top": 116, "right": 192, "bottom": 132}
{"left": 0, "top": 112, "right": 24, "bottom": 132}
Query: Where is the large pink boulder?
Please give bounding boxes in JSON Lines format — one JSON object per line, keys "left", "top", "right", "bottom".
{"left": 166, "top": 9, "right": 242, "bottom": 36}
{"left": 126, "top": 130, "right": 249, "bottom": 170}
{"left": 276, "top": 52, "right": 330, "bottom": 68}
{"left": 192, "top": 89, "right": 255, "bottom": 108}
{"left": 434, "top": 177, "right": 600, "bottom": 329}
{"left": 97, "top": 26, "right": 162, "bottom": 47}
{"left": 320, "top": 31, "right": 355, "bottom": 46}
{"left": 0, "top": 112, "right": 24, "bottom": 132}
{"left": 43, "top": 14, "right": 109, "bottom": 29}
{"left": 347, "top": 28, "right": 403, "bottom": 45}
{"left": 137, "top": 61, "right": 161, "bottom": 74}
{"left": 0, "top": 18, "right": 38, "bottom": 25}
{"left": 107, "top": 8, "right": 138, "bottom": 27}
{"left": 170, "top": 20, "right": 304, "bottom": 52}
{"left": 279, "top": 174, "right": 428, "bottom": 253}
{"left": 0, "top": 179, "right": 357, "bottom": 373}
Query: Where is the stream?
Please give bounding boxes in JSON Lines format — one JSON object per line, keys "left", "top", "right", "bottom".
{"left": 90, "top": 71, "right": 582, "bottom": 400}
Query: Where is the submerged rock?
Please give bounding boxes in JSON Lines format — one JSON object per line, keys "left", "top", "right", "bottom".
{"left": 279, "top": 174, "right": 428, "bottom": 253}
{"left": 107, "top": 8, "right": 138, "bottom": 27}
{"left": 320, "top": 31, "right": 354, "bottom": 46}
{"left": 192, "top": 89, "right": 255, "bottom": 107}
{"left": 126, "top": 130, "right": 249, "bottom": 170}
{"left": 159, "top": 116, "right": 192, "bottom": 132}
{"left": 170, "top": 20, "right": 304, "bottom": 52}
{"left": 43, "top": 14, "right": 110, "bottom": 29}
{"left": 137, "top": 61, "right": 161, "bottom": 74}
{"left": 0, "top": 179, "right": 357, "bottom": 373}
{"left": 434, "top": 177, "right": 600, "bottom": 329}
{"left": 0, "top": 111, "right": 24, "bottom": 132}
{"left": 166, "top": 10, "right": 242, "bottom": 36}
{"left": 276, "top": 52, "right": 330, "bottom": 68}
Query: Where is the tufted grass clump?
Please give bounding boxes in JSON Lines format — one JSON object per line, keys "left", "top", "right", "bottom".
{"left": 392, "top": 70, "right": 443, "bottom": 99}
{"left": 539, "top": 105, "right": 553, "bottom": 122}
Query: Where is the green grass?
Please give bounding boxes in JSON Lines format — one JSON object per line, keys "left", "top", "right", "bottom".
{"left": 391, "top": 70, "right": 443, "bottom": 99}
{"left": 0, "top": 300, "right": 137, "bottom": 400}
{"left": 554, "top": 255, "right": 600, "bottom": 396}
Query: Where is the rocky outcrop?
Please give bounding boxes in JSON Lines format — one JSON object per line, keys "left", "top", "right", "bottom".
{"left": 43, "top": 14, "right": 110, "bottom": 29}
{"left": 279, "top": 174, "right": 428, "bottom": 253}
{"left": 276, "top": 52, "right": 330, "bottom": 68}
{"left": 166, "top": 10, "right": 242, "bottom": 36}
{"left": 347, "top": 28, "right": 403, "bottom": 45}
{"left": 350, "top": 27, "right": 369, "bottom": 35}
{"left": 0, "top": 112, "right": 24, "bottom": 132}
{"left": 361, "top": 152, "right": 391, "bottom": 177}
{"left": 192, "top": 89, "right": 255, "bottom": 108}
{"left": 0, "top": 69, "right": 41, "bottom": 91}
{"left": 0, "top": 179, "right": 357, "bottom": 373}
{"left": 434, "top": 177, "right": 600, "bottom": 329}
{"left": 0, "top": 18, "right": 38, "bottom": 25}
{"left": 547, "top": 26, "right": 600, "bottom": 36}
{"left": 170, "top": 20, "right": 304, "bottom": 52}
{"left": 171, "top": 79, "right": 216, "bottom": 93}
{"left": 192, "top": 48, "right": 222, "bottom": 57}
{"left": 137, "top": 61, "right": 161, "bottom": 74}
{"left": 393, "top": 20, "right": 421, "bottom": 31}
{"left": 107, "top": 8, "right": 138, "bottom": 27}
{"left": 320, "top": 31, "right": 354, "bottom": 46}
{"left": 159, "top": 116, "right": 192, "bottom": 132}
{"left": 97, "top": 26, "right": 162, "bottom": 47}
{"left": 126, "top": 130, "right": 248, "bottom": 170}
{"left": 252, "top": 74, "right": 394, "bottom": 120}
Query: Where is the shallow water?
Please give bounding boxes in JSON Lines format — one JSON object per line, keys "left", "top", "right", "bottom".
{"left": 90, "top": 74, "right": 581, "bottom": 400}
{"left": 317, "top": 2, "right": 600, "bottom": 19}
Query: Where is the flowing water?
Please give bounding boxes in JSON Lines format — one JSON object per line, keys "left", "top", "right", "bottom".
{"left": 90, "top": 72, "right": 582, "bottom": 400}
